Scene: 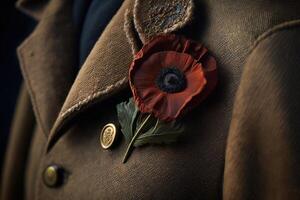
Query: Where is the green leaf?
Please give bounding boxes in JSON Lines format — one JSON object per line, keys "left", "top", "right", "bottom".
{"left": 116, "top": 98, "right": 138, "bottom": 141}
{"left": 134, "top": 119, "right": 184, "bottom": 147}
{"left": 116, "top": 98, "right": 185, "bottom": 163}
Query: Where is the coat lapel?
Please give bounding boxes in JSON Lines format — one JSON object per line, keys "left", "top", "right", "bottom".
{"left": 47, "top": 0, "right": 135, "bottom": 150}
{"left": 17, "top": 0, "right": 77, "bottom": 136}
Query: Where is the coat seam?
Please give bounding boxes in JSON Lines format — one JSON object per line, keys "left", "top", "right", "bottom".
{"left": 248, "top": 19, "right": 300, "bottom": 55}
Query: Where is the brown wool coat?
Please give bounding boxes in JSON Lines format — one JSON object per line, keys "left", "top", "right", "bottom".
{"left": 1, "top": 0, "right": 300, "bottom": 199}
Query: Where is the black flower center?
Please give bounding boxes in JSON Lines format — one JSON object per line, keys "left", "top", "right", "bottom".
{"left": 156, "top": 67, "right": 187, "bottom": 93}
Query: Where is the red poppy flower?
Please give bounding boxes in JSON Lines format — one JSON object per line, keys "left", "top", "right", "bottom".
{"left": 129, "top": 34, "right": 217, "bottom": 121}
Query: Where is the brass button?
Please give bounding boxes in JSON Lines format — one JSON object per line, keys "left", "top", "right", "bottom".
{"left": 100, "top": 123, "right": 117, "bottom": 149}
{"left": 43, "top": 165, "right": 63, "bottom": 187}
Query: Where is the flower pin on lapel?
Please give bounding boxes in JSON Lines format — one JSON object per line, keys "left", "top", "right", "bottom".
{"left": 117, "top": 34, "right": 217, "bottom": 163}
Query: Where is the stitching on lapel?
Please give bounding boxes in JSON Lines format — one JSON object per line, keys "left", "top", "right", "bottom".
{"left": 124, "top": 9, "right": 141, "bottom": 54}
{"left": 60, "top": 77, "right": 128, "bottom": 119}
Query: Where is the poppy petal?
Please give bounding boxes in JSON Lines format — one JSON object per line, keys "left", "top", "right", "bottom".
{"left": 129, "top": 34, "right": 217, "bottom": 121}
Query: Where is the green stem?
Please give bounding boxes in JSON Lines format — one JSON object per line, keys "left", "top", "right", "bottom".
{"left": 122, "top": 113, "right": 152, "bottom": 163}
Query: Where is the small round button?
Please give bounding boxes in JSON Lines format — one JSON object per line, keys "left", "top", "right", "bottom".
{"left": 100, "top": 123, "right": 117, "bottom": 149}
{"left": 43, "top": 165, "right": 63, "bottom": 187}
